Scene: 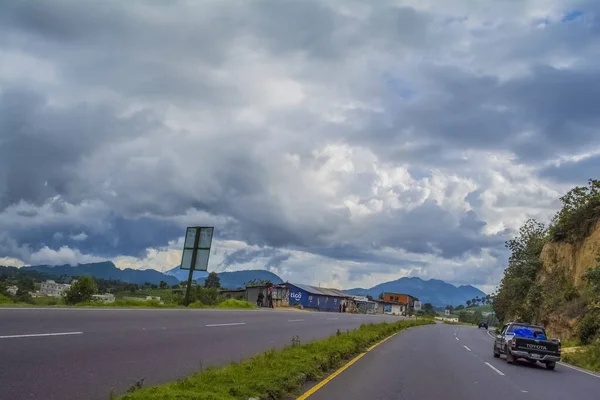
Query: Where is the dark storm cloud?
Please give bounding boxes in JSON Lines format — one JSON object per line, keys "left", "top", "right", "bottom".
{"left": 0, "top": 0, "right": 598, "bottom": 289}
{"left": 219, "top": 248, "right": 280, "bottom": 267}
{"left": 0, "top": 87, "right": 154, "bottom": 210}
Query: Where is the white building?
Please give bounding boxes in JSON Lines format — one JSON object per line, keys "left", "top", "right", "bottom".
{"left": 92, "top": 293, "right": 115, "bottom": 303}
{"left": 40, "top": 280, "right": 71, "bottom": 297}
{"left": 6, "top": 285, "right": 18, "bottom": 296}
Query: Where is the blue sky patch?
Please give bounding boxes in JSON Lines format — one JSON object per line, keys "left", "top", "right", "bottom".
{"left": 562, "top": 10, "right": 584, "bottom": 22}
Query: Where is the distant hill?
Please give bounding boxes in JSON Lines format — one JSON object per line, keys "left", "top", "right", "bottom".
{"left": 344, "top": 277, "right": 487, "bottom": 307}
{"left": 165, "top": 267, "right": 284, "bottom": 289}
{"left": 21, "top": 262, "right": 179, "bottom": 286}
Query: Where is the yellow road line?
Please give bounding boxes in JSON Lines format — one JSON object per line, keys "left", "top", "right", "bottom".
{"left": 296, "top": 332, "right": 399, "bottom": 400}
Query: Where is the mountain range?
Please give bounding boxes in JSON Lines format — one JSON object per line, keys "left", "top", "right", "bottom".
{"left": 16, "top": 262, "right": 283, "bottom": 289}
{"left": 11, "top": 262, "right": 486, "bottom": 305}
{"left": 21, "top": 262, "right": 181, "bottom": 286}
{"left": 164, "top": 267, "right": 284, "bottom": 288}
{"left": 343, "top": 277, "right": 486, "bottom": 307}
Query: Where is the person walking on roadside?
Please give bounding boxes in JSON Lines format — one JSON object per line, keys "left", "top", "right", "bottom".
{"left": 267, "top": 287, "right": 274, "bottom": 308}
{"left": 342, "top": 302, "right": 347, "bottom": 313}
{"left": 339, "top": 302, "right": 342, "bottom": 313}
{"left": 257, "top": 291, "right": 264, "bottom": 307}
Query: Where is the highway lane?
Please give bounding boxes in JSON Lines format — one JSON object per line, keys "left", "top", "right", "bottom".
{"left": 306, "top": 323, "right": 600, "bottom": 400}
{"left": 0, "top": 307, "right": 401, "bottom": 400}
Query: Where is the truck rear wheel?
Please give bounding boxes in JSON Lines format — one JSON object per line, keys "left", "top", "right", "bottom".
{"left": 505, "top": 348, "right": 515, "bottom": 364}
{"left": 545, "top": 361, "right": 556, "bottom": 370}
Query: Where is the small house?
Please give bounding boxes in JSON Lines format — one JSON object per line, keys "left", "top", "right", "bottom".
{"left": 245, "top": 284, "right": 289, "bottom": 307}
{"left": 286, "top": 283, "right": 352, "bottom": 312}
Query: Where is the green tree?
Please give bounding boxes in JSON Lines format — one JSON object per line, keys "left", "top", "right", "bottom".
{"left": 455, "top": 305, "right": 465, "bottom": 311}
{"left": 204, "top": 272, "right": 221, "bottom": 289}
{"left": 466, "top": 299, "right": 472, "bottom": 308}
{"left": 584, "top": 253, "right": 600, "bottom": 294}
{"left": 549, "top": 179, "right": 600, "bottom": 243}
{"left": 493, "top": 219, "right": 547, "bottom": 323}
{"left": 18, "top": 276, "right": 35, "bottom": 292}
{"left": 63, "top": 276, "right": 97, "bottom": 305}
{"left": 159, "top": 280, "right": 168, "bottom": 289}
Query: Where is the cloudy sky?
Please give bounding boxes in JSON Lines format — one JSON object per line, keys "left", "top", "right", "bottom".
{"left": 1, "top": 0, "right": 599, "bottom": 293}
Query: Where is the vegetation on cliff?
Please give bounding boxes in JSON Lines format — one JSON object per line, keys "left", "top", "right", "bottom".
{"left": 494, "top": 179, "right": 600, "bottom": 346}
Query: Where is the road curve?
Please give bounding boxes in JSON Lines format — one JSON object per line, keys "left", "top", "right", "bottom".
{"left": 0, "top": 307, "right": 401, "bottom": 400}
{"left": 305, "top": 323, "right": 600, "bottom": 400}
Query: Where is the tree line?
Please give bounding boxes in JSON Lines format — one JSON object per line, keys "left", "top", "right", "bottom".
{"left": 493, "top": 179, "right": 600, "bottom": 344}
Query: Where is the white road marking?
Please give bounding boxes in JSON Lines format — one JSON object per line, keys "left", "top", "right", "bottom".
{"left": 288, "top": 319, "right": 305, "bottom": 322}
{"left": 205, "top": 322, "right": 246, "bottom": 327}
{"left": 521, "top": 390, "right": 529, "bottom": 393}
{"left": 455, "top": 337, "right": 459, "bottom": 341}
{"left": 463, "top": 345, "right": 471, "bottom": 352}
{"left": 558, "top": 362, "right": 600, "bottom": 378}
{"left": 487, "top": 330, "right": 496, "bottom": 339}
{"left": 0, "top": 331, "right": 83, "bottom": 339}
{"left": 484, "top": 362, "right": 505, "bottom": 376}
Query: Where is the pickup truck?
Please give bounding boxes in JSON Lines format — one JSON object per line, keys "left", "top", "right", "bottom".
{"left": 493, "top": 322, "right": 561, "bottom": 370}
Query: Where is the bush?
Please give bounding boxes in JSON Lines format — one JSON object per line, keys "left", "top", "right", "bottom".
{"left": 216, "top": 299, "right": 256, "bottom": 309}
{"left": 549, "top": 179, "right": 600, "bottom": 243}
{"left": 578, "top": 312, "right": 600, "bottom": 345}
{"left": 64, "top": 276, "right": 97, "bottom": 304}
{"left": 0, "top": 294, "right": 13, "bottom": 305}
{"left": 32, "top": 296, "right": 63, "bottom": 306}
{"left": 183, "top": 287, "right": 222, "bottom": 306}
{"left": 562, "top": 342, "right": 600, "bottom": 372}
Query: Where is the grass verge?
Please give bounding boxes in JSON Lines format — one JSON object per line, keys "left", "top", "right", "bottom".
{"left": 188, "top": 299, "right": 257, "bottom": 309}
{"left": 118, "top": 319, "right": 434, "bottom": 400}
{"left": 442, "top": 320, "right": 476, "bottom": 326}
{"left": 562, "top": 342, "right": 600, "bottom": 372}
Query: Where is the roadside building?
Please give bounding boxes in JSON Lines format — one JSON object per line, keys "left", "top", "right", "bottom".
{"left": 220, "top": 288, "right": 246, "bottom": 300}
{"left": 92, "top": 293, "right": 116, "bottom": 303}
{"left": 246, "top": 284, "right": 289, "bottom": 308}
{"left": 40, "top": 280, "right": 72, "bottom": 297}
{"left": 375, "top": 300, "right": 404, "bottom": 315}
{"left": 353, "top": 296, "right": 377, "bottom": 314}
{"left": 381, "top": 292, "right": 418, "bottom": 315}
{"left": 6, "top": 285, "right": 18, "bottom": 296}
{"left": 286, "top": 283, "right": 352, "bottom": 312}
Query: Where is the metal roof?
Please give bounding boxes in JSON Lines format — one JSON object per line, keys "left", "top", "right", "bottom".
{"left": 288, "top": 283, "right": 351, "bottom": 298}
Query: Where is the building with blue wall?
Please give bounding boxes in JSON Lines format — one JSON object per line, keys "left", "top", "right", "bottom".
{"left": 286, "top": 283, "right": 351, "bottom": 312}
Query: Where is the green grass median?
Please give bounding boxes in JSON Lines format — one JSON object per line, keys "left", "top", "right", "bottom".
{"left": 118, "top": 318, "right": 433, "bottom": 400}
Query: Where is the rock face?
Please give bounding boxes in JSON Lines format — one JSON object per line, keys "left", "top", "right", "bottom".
{"left": 540, "top": 220, "right": 600, "bottom": 286}
{"left": 536, "top": 220, "right": 600, "bottom": 338}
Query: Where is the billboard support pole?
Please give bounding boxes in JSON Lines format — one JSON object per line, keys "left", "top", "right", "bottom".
{"left": 184, "top": 229, "right": 201, "bottom": 306}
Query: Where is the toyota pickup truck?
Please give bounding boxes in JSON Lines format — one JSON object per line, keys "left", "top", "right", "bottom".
{"left": 493, "top": 322, "right": 561, "bottom": 370}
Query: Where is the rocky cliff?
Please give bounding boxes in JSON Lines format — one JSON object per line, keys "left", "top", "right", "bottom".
{"left": 540, "top": 220, "right": 600, "bottom": 286}
{"left": 537, "top": 221, "right": 600, "bottom": 338}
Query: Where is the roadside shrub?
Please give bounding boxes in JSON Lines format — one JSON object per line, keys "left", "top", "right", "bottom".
{"left": 64, "top": 276, "right": 97, "bottom": 304}
{"left": 0, "top": 294, "right": 13, "bottom": 305}
{"left": 578, "top": 311, "right": 600, "bottom": 345}
{"left": 32, "top": 296, "right": 63, "bottom": 306}
{"left": 187, "top": 301, "right": 205, "bottom": 309}
{"left": 563, "top": 342, "right": 600, "bottom": 372}
{"left": 216, "top": 299, "right": 256, "bottom": 309}
{"left": 180, "top": 287, "right": 223, "bottom": 306}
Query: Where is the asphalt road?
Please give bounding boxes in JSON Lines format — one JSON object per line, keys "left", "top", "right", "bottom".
{"left": 0, "top": 307, "right": 402, "bottom": 400}
{"left": 307, "top": 323, "right": 600, "bottom": 400}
